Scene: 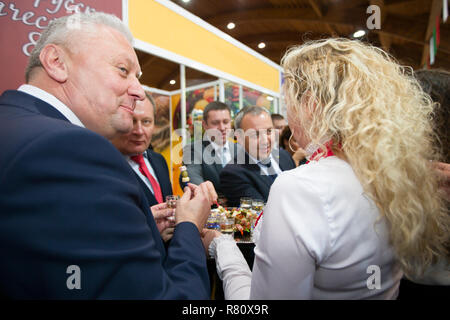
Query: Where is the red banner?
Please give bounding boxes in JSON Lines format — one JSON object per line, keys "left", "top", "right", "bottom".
{"left": 0, "top": 0, "right": 123, "bottom": 93}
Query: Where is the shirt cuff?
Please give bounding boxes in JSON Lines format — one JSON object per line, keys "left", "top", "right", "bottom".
{"left": 208, "top": 234, "right": 234, "bottom": 258}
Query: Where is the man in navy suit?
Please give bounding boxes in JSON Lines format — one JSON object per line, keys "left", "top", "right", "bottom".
{"left": 220, "top": 106, "right": 296, "bottom": 207}
{"left": 111, "top": 93, "right": 175, "bottom": 242}
{"left": 0, "top": 12, "right": 214, "bottom": 299}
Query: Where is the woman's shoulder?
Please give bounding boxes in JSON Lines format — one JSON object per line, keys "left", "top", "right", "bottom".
{"left": 271, "top": 156, "right": 366, "bottom": 215}
{"left": 276, "top": 156, "right": 356, "bottom": 188}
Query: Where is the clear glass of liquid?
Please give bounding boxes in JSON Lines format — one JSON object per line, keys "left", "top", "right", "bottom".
{"left": 240, "top": 197, "right": 252, "bottom": 209}
{"left": 220, "top": 217, "right": 235, "bottom": 235}
{"left": 166, "top": 195, "right": 180, "bottom": 209}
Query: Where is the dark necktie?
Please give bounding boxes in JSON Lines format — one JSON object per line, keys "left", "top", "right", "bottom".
{"left": 220, "top": 146, "right": 228, "bottom": 167}
{"left": 130, "top": 154, "right": 163, "bottom": 203}
{"left": 259, "top": 160, "right": 278, "bottom": 182}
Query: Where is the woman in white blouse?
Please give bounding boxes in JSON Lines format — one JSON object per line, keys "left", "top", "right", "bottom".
{"left": 205, "top": 38, "right": 449, "bottom": 299}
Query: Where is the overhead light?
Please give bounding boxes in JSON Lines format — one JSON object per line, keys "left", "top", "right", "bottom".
{"left": 353, "top": 30, "right": 366, "bottom": 38}
{"left": 181, "top": 0, "right": 190, "bottom": 3}
{"left": 258, "top": 42, "right": 266, "bottom": 49}
{"left": 266, "top": 96, "right": 274, "bottom": 101}
{"left": 227, "top": 22, "right": 235, "bottom": 30}
{"left": 169, "top": 80, "right": 176, "bottom": 85}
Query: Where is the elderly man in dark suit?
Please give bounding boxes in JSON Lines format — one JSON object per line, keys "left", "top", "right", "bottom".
{"left": 0, "top": 12, "right": 214, "bottom": 299}
{"left": 110, "top": 92, "right": 175, "bottom": 242}
{"left": 220, "top": 106, "right": 296, "bottom": 207}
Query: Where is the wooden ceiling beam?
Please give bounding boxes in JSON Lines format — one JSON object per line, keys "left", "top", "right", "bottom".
{"left": 136, "top": 55, "right": 178, "bottom": 89}
{"left": 389, "top": 42, "right": 423, "bottom": 68}
{"left": 385, "top": 0, "right": 432, "bottom": 16}
{"left": 237, "top": 31, "right": 328, "bottom": 44}
{"left": 157, "top": 66, "right": 180, "bottom": 89}
{"left": 206, "top": 7, "right": 319, "bottom": 26}
{"left": 141, "top": 55, "right": 160, "bottom": 71}
{"left": 307, "top": 0, "right": 338, "bottom": 36}
{"left": 157, "top": 66, "right": 216, "bottom": 89}
{"left": 370, "top": 0, "right": 391, "bottom": 52}
{"left": 256, "top": 49, "right": 287, "bottom": 63}
{"left": 307, "top": 0, "right": 323, "bottom": 18}
{"left": 206, "top": 7, "right": 355, "bottom": 27}
{"left": 206, "top": 6, "right": 427, "bottom": 48}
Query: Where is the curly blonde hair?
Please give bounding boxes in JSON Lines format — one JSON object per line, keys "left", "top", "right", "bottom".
{"left": 281, "top": 38, "right": 449, "bottom": 278}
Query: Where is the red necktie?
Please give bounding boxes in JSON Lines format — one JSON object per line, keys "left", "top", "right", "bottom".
{"left": 130, "top": 154, "right": 163, "bottom": 204}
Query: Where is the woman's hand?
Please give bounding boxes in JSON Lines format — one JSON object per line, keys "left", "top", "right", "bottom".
{"left": 201, "top": 228, "right": 222, "bottom": 255}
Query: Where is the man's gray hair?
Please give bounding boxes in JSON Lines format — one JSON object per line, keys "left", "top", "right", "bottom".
{"left": 25, "top": 11, "right": 134, "bottom": 83}
{"left": 234, "top": 105, "right": 271, "bottom": 129}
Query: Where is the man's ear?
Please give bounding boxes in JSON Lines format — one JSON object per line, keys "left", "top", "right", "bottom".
{"left": 39, "top": 44, "right": 68, "bottom": 83}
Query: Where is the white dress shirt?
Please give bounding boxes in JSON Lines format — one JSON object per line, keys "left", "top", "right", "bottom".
{"left": 207, "top": 136, "right": 232, "bottom": 167}
{"left": 211, "top": 156, "right": 403, "bottom": 299}
{"left": 127, "top": 152, "right": 160, "bottom": 196}
{"left": 18, "top": 84, "right": 85, "bottom": 127}
{"left": 248, "top": 153, "right": 283, "bottom": 176}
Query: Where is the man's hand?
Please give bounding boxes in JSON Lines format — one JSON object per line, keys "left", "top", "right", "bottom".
{"left": 186, "top": 182, "right": 218, "bottom": 205}
{"left": 175, "top": 182, "right": 215, "bottom": 232}
{"left": 150, "top": 202, "right": 175, "bottom": 233}
{"left": 161, "top": 227, "right": 175, "bottom": 242}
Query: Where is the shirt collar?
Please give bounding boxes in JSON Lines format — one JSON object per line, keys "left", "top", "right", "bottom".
{"left": 18, "top": 84, "right": 85, "bottom": 128}
{"left": 248, "top": 152, "right": 273, "bottom": 165}
{"left": 127, "top": 151, "right": 147, "bottom": 160}
{"left": 207, "top": 135, "right": 228, "bottom": 152}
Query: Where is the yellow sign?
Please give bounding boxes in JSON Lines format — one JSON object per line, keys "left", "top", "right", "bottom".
{"left": 128, "top": 0, "right": 280, "bottom": 93}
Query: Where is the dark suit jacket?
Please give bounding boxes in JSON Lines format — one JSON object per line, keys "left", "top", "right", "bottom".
{"left": 0, "top": 90, "right": 209, "bottom": 299}
{"left": 180, "top": 140, "right": 237, "bottom": 194}
{"left": 220, "top": 146, "right": 296, "bottom": 207}
{"left": 134, "top": 149, "right": 173, "bottom": 207}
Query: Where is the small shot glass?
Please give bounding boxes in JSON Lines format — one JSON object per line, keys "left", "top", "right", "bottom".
{"left": 166, "top": 195, "right": 179, "bottom": 221}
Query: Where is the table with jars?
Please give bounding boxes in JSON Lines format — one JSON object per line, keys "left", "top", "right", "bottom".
{"left": 205, "top": 197, "right": 264, "bottom": 299}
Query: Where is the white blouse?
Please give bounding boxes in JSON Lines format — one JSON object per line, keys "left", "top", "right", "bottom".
{"left": 211, "top": 156, "right": 403, "bottom": 299}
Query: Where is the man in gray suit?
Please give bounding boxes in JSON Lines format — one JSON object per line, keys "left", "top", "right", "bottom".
{"left": 181, "top": 101, "right": 236, "bottom": 197}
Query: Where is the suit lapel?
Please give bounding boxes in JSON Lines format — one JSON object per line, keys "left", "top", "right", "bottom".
{"left": 240, "top": 152, "right": 274, "bottom": 188}
{"left": 261, "top": 173, "right": 276, "bottom": 186}
{"left": 277, "top": 149, "right": 295, "bottom": 170}
{"left": 269, "top": 148, "right": 296, "bottom": 171}
{"left": 33, "top": 99, "right": 69, "bottom": 122}
{"left": 214, "top": 163, "right": 223, "bottom": 173}
{"left": 271, "top": 151, "right": 281, "bottom": 169}
{"left": 129, "top": 156, "right": 165, "bottom": 254}
{"left": 145, "top": 150, "right": 172, "bottom": 199}
{"left": 146, "top": 151, "right": 162, "bottom": 185}
{"left": 252, "top": 165, "right": 275, "bottom": 187}
{"left": 134, "top": 181, "right": 165, "bottom": 256}
{"left": 134, "top": 171, "right": 158, "bottom": 205}
{"left": 203, "top": 140, "right": 223, "bottom": 174}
